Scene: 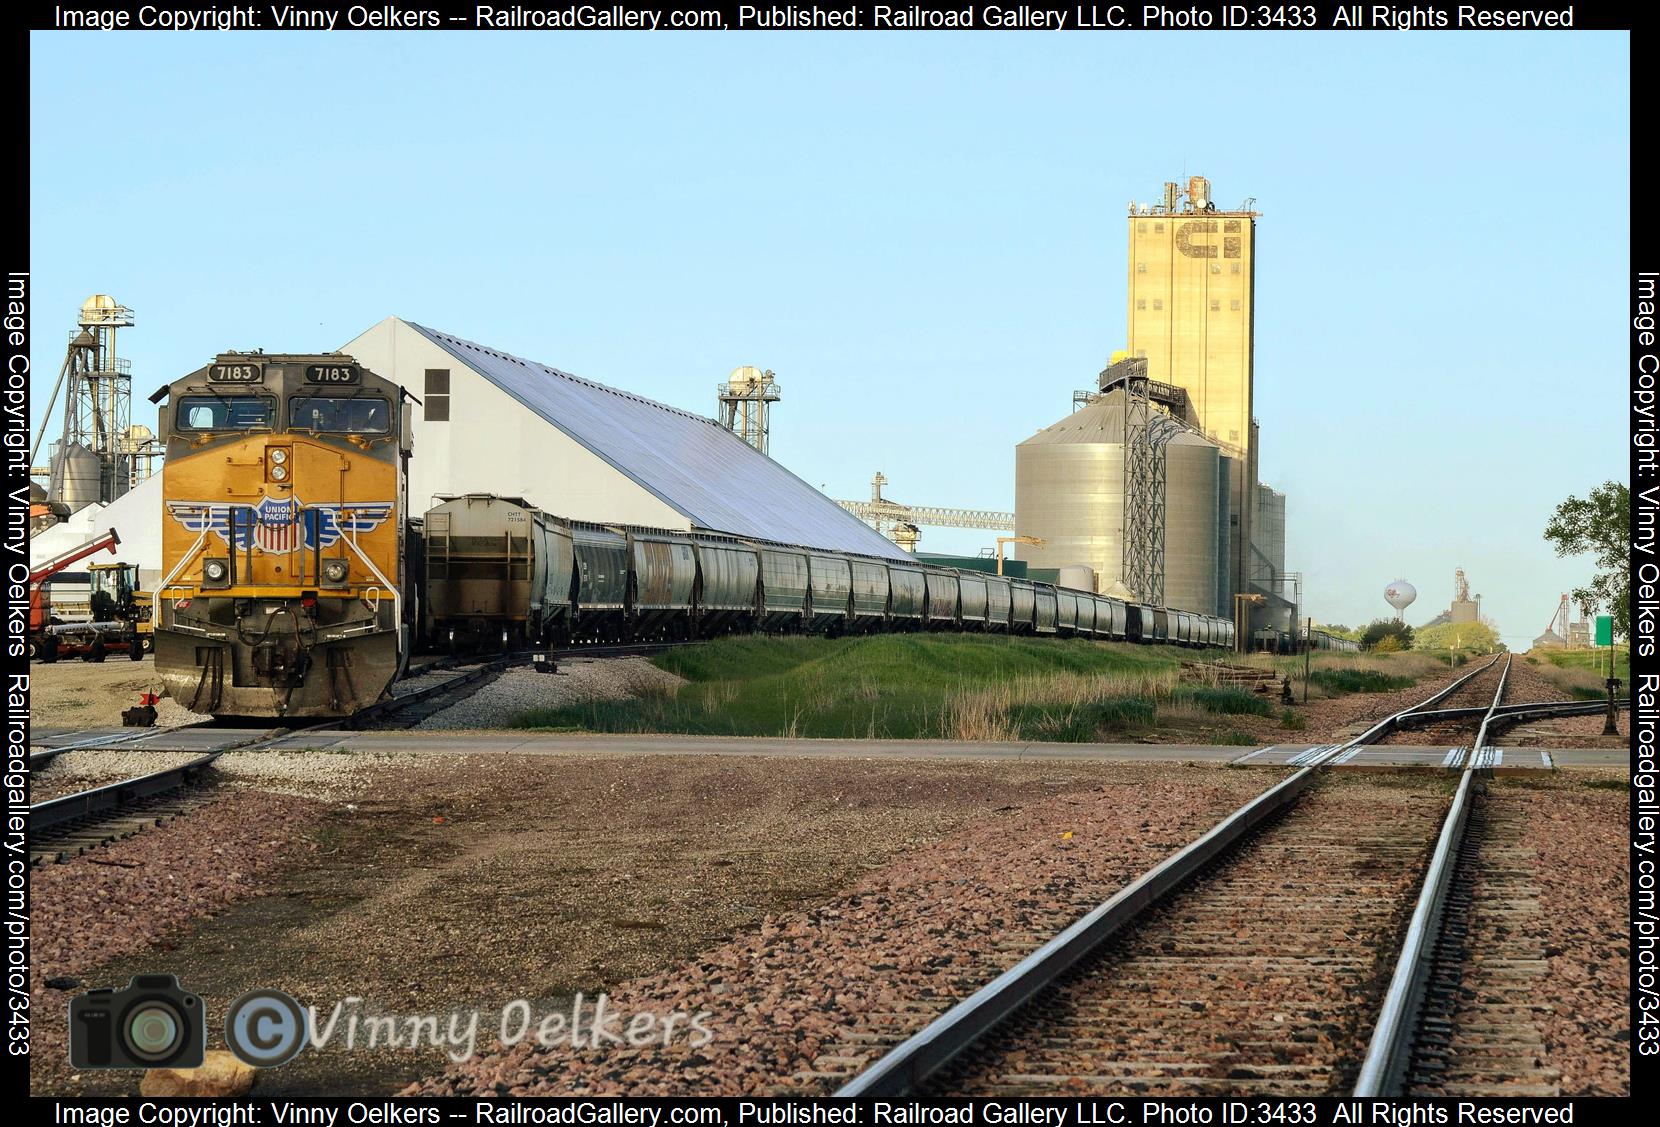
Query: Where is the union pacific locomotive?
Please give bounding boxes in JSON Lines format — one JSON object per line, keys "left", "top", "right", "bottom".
{"left": 153, "top": 354, "right": 411, "bottom": 717}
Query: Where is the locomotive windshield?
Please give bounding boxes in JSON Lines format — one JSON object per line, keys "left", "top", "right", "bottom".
{"left": 291, "top": 395, "right": 392, "bottom": 434}
{"left": 177, "top": 395, "right": 277, "bottom": 431}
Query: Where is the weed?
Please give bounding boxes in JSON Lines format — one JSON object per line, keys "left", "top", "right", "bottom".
{"left": 1310, "top": 668, "right": 1415, "bottom": 694}
{"left": 1175, "top": 685, "right": 1275, "bottom": 716}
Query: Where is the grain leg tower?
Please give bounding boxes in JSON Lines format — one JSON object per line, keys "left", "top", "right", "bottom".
{"left": 1125, "top": 176, "right": 1261, "bottom": 611}
{"left": 1014, "top": 176, "right": 1290, "bottom": 635}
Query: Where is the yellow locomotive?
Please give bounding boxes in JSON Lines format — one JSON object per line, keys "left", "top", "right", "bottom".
{"left": 154, "top": 353, "right": 410, "bottom": 717}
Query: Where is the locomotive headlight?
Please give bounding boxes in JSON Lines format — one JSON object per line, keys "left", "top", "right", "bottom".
{"left": 322, "top": 559, "right": 350, "bottom": 586}
{"left": 203, "top": 559, "right": 230, "bottom": 588}
{"left": 266, "top": 447, "right": 291, "bottom": 484}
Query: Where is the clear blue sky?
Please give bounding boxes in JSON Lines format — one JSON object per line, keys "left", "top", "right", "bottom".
{"left": 29, "top": 31, "right": 1628, "bottom": 642}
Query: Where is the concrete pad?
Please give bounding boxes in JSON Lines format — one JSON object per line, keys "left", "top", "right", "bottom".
{"left": 224, "top": 731, "right": 1589, "bottom": 771}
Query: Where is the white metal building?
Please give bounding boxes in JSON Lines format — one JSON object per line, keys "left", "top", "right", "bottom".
{"left": 341, "top": 317, "right": 903, "bottom": 557}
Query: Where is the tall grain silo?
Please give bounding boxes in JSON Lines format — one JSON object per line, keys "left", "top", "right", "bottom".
{"left": 1253, "top": 483, "right": 1287, "bottom": 587}
{"left": 1164, "top": 429, "right": 1222, "bottom": 615}
{"left": 49, "top": 442, "right": 103, "bottom": 513}
{"left": 1014, "top": 391, "right": 1221, "bottom": 613}
{"left": 1015, "top": 397, "right": 1125, "bottom": 591}
{"left": 1215, "top": 453, "right": 1234, "bottom": 617}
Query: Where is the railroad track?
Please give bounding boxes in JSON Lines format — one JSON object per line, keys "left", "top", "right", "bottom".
{"left": 1356, "top": 653, "right": 1581, "bottom": 1097}
{"left": 28, "top": 640, "right": 687, "bottom": 864}
{"left": 28, "top": 753, "right": 223, "bottom": 866}
{"left": 835, "top": 654, "right": 1543, "bottom": 1097}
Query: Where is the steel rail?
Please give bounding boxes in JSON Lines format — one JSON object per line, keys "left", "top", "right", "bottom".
{"left": 1352, "top": 653, "right": 1513, "bottom": 1096}
{"left": 25, "top": 656, "right": 525, "bottom": 849}
{"left": 29, "top": 752, "right": 222, "bottom": 834}
{"left": 1401, "top": 697, "right": 1627, "bottom": 729}
{"left": 31, "top": 640, "right": 685, "bottom": 758}
{"left": 1340, "top": 655, "right": 1504, "bottom": 745}
{"left": 834, "top": 654, "right": 1510, "bottom": 1097}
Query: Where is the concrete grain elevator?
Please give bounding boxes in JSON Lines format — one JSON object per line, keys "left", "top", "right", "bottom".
{"left": 1014, "top": 176, "right": 1291, "bottom": 633}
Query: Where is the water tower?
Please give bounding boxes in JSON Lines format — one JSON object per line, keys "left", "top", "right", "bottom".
{"left": 1384, "top": 579, "right": 1417, "bottom": 622}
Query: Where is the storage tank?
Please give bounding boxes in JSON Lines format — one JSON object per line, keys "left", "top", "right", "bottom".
{"left": 1164, "top": 428, "right": 1221, "bottom": 617}
{"left": 1014, "top": 397, "right": 1127, "bottom": 592}
{"left": 49, "top": 442, "right": 102, "bottom": 514}
{"left": 1014, "top": 391, "right": 1220, "bottom": 615}
{"left": 1253, "top": 484, "right": 1287, "bottom": 586}
{"left": 1215, "top": 453, "right": 1234, "bottom": 618}
{"left": 1057, "top": 564, "right": 1097, "bottom": 593}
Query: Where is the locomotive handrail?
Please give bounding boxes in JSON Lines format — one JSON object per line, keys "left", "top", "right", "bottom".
{"left": 151, "top": 525, "right": 213, "bottom": 626}
{"left": 339, "top": 534, "right": 400, "bottom": 635}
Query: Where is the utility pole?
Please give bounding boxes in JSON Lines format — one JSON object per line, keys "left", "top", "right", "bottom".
{"left": 1303, "top": 616, "right": 1312, "bottom": 703}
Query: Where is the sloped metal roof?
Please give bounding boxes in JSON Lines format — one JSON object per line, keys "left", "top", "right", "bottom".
{"left": 408, "top": 322, "right": 908, "bottom": 560}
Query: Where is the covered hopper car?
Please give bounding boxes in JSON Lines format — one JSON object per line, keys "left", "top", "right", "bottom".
{"left": 420, "top": 494, "right": 1240, "bottom": 657}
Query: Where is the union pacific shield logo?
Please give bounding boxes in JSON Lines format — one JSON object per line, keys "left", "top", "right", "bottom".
{"left": 168, "top": 495, "right": 395, "bottom": 554}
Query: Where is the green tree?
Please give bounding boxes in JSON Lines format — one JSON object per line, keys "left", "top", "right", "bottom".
{"left": 1416, "top": 621, "right": 1501, "bottom": 654}
{"left": 1544, "top": 482, "right": 1630, "bottom": 637}
{"left": 1360, "top": 619, "right": 1415, "bottom": 651}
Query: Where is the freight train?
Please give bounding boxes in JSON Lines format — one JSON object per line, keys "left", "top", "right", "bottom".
{"left": 419, "top": 493, "right": 1240, "bottom": 653}
{"left": 151, "top": 350, "right": 1344, "bottom": 721}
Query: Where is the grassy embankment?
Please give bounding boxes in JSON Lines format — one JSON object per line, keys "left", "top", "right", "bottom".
{"left": 1524, "top": 646, "right": 1631, "bottom": 699}
{"left": 513, "top": 634, "right": 1436, "bottom": 743}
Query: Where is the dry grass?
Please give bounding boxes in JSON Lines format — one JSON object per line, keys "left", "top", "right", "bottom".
{"left": 1528, "top": 659, "right": 1617, "bottom": 700}
{"left": 940, "top": 668, "right": 1179, "bottom": 741}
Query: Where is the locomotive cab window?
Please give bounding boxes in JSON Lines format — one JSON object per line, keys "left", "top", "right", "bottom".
{"left": 291, "top": 396, "right": 392, "bottom": 434}
{"left": 177, "top": 395, "right": 277, "bottom": 431}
